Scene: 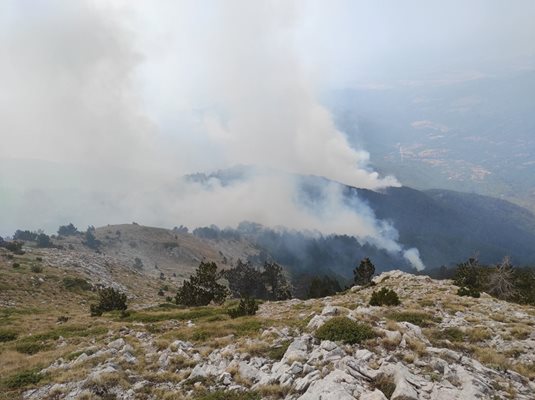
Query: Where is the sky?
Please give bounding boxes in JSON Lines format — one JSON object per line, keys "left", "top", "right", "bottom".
{"left": 1, "top": 0, "right": 534, "bottom": 269}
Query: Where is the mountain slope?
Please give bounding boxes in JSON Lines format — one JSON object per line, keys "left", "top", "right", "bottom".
{"left": 4, "top": 270, "right": 534, "bottom": 399}
{"left": 352, "top": 186, "right": 535, "bottom": 267}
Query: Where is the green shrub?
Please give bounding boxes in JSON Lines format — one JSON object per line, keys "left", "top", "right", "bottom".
{"left": 193, "top": 390, "right": 260, "bottom": 400}
{"left": 374, "top": 374, "right": 396, "bottom": 399}
{"left": 387, "top": 311, "right": 439, "bottom": 327}
{"left": 12, "top": 262, "right": 20, "bottom": 268}
{"left": 228, "top": 296, "right": 258, "bottom": 319}
{"left": 432, "top": 327, "right": 464, "bottom": 342}
{"left": 89, "top": 287, "right": 127, "bottom": 316}
{"left": 267, "top": 340, "right": 291, "bottom": 360}
{"left": 369, "top": 287, "right": 401, "bottom": 306}
{"left": 457, "top": 286, "right": 480, "bottom": 298}
{"left": 3, "top": 370, "right": 42, "bottom": 389}
{"left": 31, "top": 265, "right": 43, "bottom": 273}
{"left": 0, "top": 330, "right": 18, "bottom": 342}
{"left": 228, "top": 318, "right": 264, "bottom": 336}
{"left": 90, "top": 304, "right": 103, "bottom": 317}
{"left": 5, "top": 241, "right": 25, "bottom": 254}
{"left": 63, "top": 277, "right": 92, "bottom": 292}
{"left": 315, "top": 316, "right": 375, "bottom": 344}
{"left": 15, "top": 341, "right": 49, "bottom": 355}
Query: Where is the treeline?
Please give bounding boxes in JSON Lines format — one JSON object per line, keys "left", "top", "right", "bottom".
{"left": 191, "top": 222, "right": 410, "bottom": 279}
{"left": 175, "top": 257, "right": 377, "bottom": 310}
{"left": 2, "top": 223, "right": 102, "bottom": 252}
{"left": 453, "top": 257, "right": 535, "bottom": 305}
{"left": 175, "top": 260, "right": 292, "bottom": 307}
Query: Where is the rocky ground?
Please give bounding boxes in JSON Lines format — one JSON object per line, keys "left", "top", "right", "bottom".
{"left": 9, "top": 271, "right": 534, "bottom": 400}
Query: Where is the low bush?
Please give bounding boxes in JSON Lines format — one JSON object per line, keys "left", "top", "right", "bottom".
{"left": 267, "top": 340, "right": 291, "bottom": 360}
{"left": 31, "top": 265, "right": 43, "bottom": 273}
{"left": 0, "top": 330, "right": 18, "bottom": 342}
{"left": 3, "top": 370, "right": 42, "bottom": 389}
{"left": 193, "top": 390, "right": 260, "bottom": 400}
{"left": 457, "top": 286, "right": 480, "bottom": 298}
{"left": 63, "top": 277, "right": 92, "bottom": 292}
{"left": 387, "top": 311, "right": 439, "bottom": 327}
{"left": 315, "top": 316, "right": 375, "bottom": 344}
{"left": 369, "top": 287, "right": 401, "bottom": 306}
{"left": 15, "top": 341, "right": 49, "bottom": 355}
{"left": 432, "top": 327, "right": 464, "bottom": 342}
{"left": 374, "top": 374, "right": 396, "bottom": 399}
{"left": 228, "top": 297, "right": 259, "bottom": 318}
{"left": 12, "top": 262, "right": 20, "bottom": 268}
{"left": 90, "top": 287, "right": 127, "bottom": 316}
{"left": 4, "top": 241, "right": 25, "bottom": 254}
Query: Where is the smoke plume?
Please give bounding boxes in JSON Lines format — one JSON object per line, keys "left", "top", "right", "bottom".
{"left": 0, "top": 1, "right": 425, "bottom": 270}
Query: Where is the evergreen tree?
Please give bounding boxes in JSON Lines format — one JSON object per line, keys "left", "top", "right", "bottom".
{"left": 83, "top": 227, "right": 101, "bottom": 250}
{"left": 58, "top": 223, "right": 78, "bottom": 236}
{"left": 454, "top": 257, "right": 483, "bottom": 290}
{"left": 175, "top": 262, "right": 228, "bottom": 306}
{"left": 36, "top": 233, "right": 52, "bottom": 248}
{"left": 354, "top": 257, "right": 375, "bottom": 286}
{"left": 262, "top": 262, "right": 292, "bottom": 300}
{"left": 307, "top": 275, "right": 342, "bottom": 299}
{"left": 90, "top": 287, "right": 127, "bottom": 316}
{"left": 222, "top": 259, "right": 267, "bottom": 299}
{"left": 13, "top": 230, "right": 38, "bottom": 241}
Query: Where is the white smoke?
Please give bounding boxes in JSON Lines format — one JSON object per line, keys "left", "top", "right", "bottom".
{"left": 403, "top": 248, "right": 426, "bottom": 272}
{"left": 0, "top": 1, "right": 425, "bottom": 270}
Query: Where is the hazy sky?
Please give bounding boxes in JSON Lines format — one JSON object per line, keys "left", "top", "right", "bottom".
{"left": 1, "top": 1, "right": 534, "bottom": 268}
{"left": 1, "top": 0, "right": 534, "bottom": 172}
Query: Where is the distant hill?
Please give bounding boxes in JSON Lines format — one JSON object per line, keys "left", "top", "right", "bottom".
{"left": 182, "top": 169, "right": 535, "bottom": 276}
{"left": 353, "top": 186, "right": 535, "bottom": 268}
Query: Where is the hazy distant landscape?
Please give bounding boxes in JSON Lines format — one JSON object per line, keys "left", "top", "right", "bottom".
{"left": 328, "top": 69, "right": 535, "bottom": 213}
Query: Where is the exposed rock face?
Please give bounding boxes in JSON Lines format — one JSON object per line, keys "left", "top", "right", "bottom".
{"left": 22, "top": 271, "right": 535, "bottom": 399}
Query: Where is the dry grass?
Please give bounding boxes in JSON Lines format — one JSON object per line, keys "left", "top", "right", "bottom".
{"left": 490, "top": 313, "right": 507, "bottom": 323}
{"left": 385, "top": 320, "right": 399, "bottom": 331}
{"left": 256, "top": 384, "right": 290, "bottom": 399}
{"left": 406, "top": 338, "right": 427, "bottom": 357}
{"left": 474, "top": 347, "right": 510, "bottom": 370}
{"left": 466, "top": 327, "right": 492, "bottom": 343}
{"left": 511, "top": 362, "right": 535, "bottom": 380}
{"left": 381, "top": 336, "right": 401, "bottom": 351}
{"left": 509, "top": 326, "right": 530, "bottom": 340}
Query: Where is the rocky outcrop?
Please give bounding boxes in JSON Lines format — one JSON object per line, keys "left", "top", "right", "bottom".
{"left": 23, "top": 271, "right": 535, "bottom": 400}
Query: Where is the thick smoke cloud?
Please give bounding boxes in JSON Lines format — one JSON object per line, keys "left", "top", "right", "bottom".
{"left": 28, "top": 1, "right": 535, "bottom": 269}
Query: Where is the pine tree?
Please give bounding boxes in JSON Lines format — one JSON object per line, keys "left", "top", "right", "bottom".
{"left": 354, "top": 257, "right": 375, "bottom": 286}
{"left": 222, "top": 259, "right": 267, "bottom": 299}
{"left": 262, "top": 262, "right": 292, "bottom": 300}
{"left": 176, "top": 262, "right": 228, "bottom": 306}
